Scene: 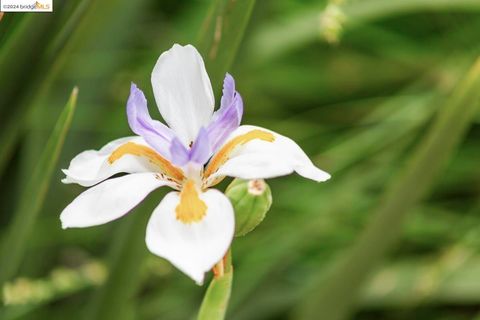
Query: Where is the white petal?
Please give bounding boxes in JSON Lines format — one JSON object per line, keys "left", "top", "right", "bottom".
{"left": 208, "top": 125, "right": 331, "bottom": 184}
{"left": 214, "top": 153, "right": 295, "bottom": 180}
{"left": 61, "top": 173, "right": 171, "bottom": 229}
{"left": 145, "top": 189, "right": 234, "bottom": 284}
{"left": 62, "top": 136, "right": 157, "bottom": 187}
{"left": 151, "top": 44, "right": 214, "bottom": 145}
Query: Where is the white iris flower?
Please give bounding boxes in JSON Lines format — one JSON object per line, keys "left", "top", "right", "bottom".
{"left": 60, "top": 44, "right": 330, "bottom": 284}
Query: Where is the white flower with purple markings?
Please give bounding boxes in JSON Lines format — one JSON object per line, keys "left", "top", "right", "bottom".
{"left": 60, "top": 44, "right": 330, "bottom": 284}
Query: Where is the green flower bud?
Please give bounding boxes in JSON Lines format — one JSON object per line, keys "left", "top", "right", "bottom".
{"left": 225, "top": 178, "right": 272, "bottom": 237}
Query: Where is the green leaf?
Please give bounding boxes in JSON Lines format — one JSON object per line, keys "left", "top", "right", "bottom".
{"left": 198, "top": 272, "right": 233, "bottom": 320}
{"left": 294, "top": 57, "right": 480, "bottom": 320}
{"left": 198, "top": 251, "right": 233, "bottom": 320}
{"left": 197, "top": 0, "right": 256, "bottom": 93}
{"left": 0, "top": 87, "right": 78, "bottom": 288}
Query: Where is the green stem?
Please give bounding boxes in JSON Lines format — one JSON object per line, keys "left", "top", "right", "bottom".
{"left": 198, "top": 250, "right": 233, "bottom": 320}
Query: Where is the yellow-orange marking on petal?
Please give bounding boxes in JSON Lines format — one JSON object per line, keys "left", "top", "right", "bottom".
{"left": 108, "top": 142, "right": 184, "bottom": 182}
{"left": 204, "top": 129, "right": 275, "bottom": 179}
{"left": 175, "top": 180, "right": 207, "bottom": 224}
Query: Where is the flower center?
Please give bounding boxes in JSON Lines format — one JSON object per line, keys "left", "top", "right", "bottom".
{"left": 108, "top": 142, "right": 185, "bottom": 182}
{"left": 175, "top": 180, "right": 207, "bottom": 223}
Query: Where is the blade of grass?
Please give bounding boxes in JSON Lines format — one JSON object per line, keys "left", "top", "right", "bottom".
{"left": 197, "top": 0, "right": 256, "bottom": 93}
{"left": 294, "top": 57, "right": 480, "bottom": 320}
{"left": 0, "top": 87, "right": 78, "bottom": 289}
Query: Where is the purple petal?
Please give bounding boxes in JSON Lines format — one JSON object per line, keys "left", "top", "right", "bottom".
{"left": 169, "top": 137, "right": 190, "bottom": 167}
{"left": 219, "top": 73, "right": 235, "bottom": 113}
{"left": 206, "top": 74, "right": 243, "bottom": 152}
{"left": 127, "top": 83, "right": 175, "bottom": 158}
{"left": 189, "top": 127, "right": 211, "bottom": 165}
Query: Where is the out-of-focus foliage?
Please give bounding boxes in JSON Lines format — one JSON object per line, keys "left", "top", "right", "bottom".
{"left": 1, "top": 0, "right": 480, "bottom": 319}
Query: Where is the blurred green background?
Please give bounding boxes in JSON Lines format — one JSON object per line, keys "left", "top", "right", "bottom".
{"left": 1, "top": 0, "right": 480, "bottom": 319}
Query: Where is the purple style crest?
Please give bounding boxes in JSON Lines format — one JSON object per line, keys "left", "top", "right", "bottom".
{"left": 126, "top": 74, "right": 244, "bottom": 167}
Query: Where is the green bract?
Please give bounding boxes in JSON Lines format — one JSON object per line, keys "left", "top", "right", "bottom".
{"left": 225, "top": 178, "right": 273, "bottom": 237}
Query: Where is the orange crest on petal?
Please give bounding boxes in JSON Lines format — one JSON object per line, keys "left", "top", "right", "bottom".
{"left": 204, "top": 129, "right": 275, "bottom": 181}
{"left": 108, "top": 142, "right": 184, "bottom": 182}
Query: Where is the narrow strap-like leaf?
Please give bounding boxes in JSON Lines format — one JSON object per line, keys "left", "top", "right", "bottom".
{"left": 197, "top": 0, "right": 256, "bottom": 94}
{"left": 0, "top": 87, "right": 78, "bottom": 288}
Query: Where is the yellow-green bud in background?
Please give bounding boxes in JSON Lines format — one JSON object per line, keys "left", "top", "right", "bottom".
{"left": 225, "top": 178, "right": 273, "bottom": 237}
